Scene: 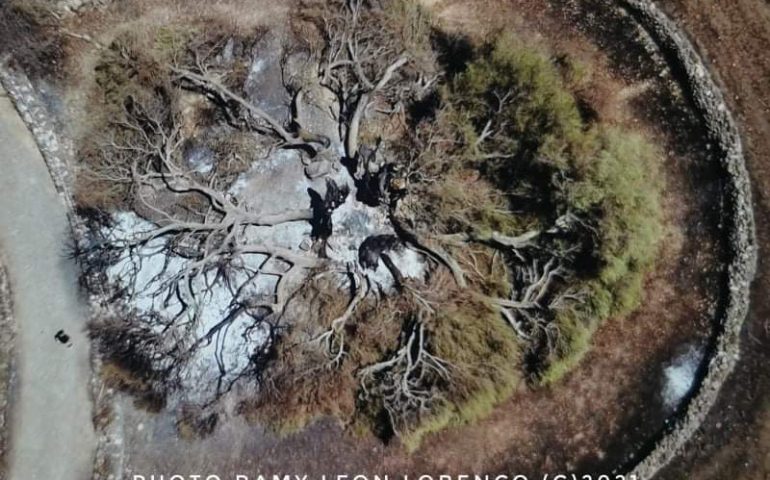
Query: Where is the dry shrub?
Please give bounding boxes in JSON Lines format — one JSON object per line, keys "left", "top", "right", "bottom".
{"left": 210, "top": 131, "right": 263, "bottom": 179}
{"left": 241, "top": 258, "right": 521, "bottom": 450}
{"left": 289, "top": 5, "right": 324, "bottom": 54}
{"left": 118, "top": 0, "right": 287, "bottom": 36}
{"left": 402, "top": 294, "right": 521, "bottom": 450}
{"left": 73, "top": 29, "right": 175, "bottom": 214}
{"left": 365, "top": 266, "right": 521, "bottom": 449}
{"left": 73, "top": 14, "right": 269, "bottom": 213}
{"left": 73, "top": 170, "right": 131, "bottom": 212}
{"left": 432, "top": 266, "right": 520, "bottom": 397}
{"left": 241, "top": 277, "right": 409, "bottom": 435}
{"left": 382, "top": 0, "right": 436, "bottom": 68}
{"left": 421, "top": 169, "right": 536, "bottom": 236}
{"left": 241, "top": 277, "right": 359, "bottom": 433}
{"left": 93, "top": 400, "right": 114, "bottom": 431}
{"left": 100, "top": 361, "right": 165, "bottom": 412}
{"left": 244, "top": 363, "right": 359, "bottom": 435}
{"left": 176, "top": 404, "right": 218, "bottom": 439}
{"left": 101, "top": 361, "right": 152, "bottom": 394}
{"left": 91, "top": 312, "right": 169, "bottom": 412}
{"left": 451, "top": 244, "right": 510, "bottom": 297}
{"left": 0, "top": 1, "right": 63, "bottom": 79}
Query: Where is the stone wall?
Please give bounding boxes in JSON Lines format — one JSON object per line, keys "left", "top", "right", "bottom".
{"left": 0, "top": 58, "right": 77, "bottom": 213}
{"left": 0, "top": 257, "right": 15, "bottom": 480}
{"left": 619, "top": 1, "right": 758, "bottom": 478}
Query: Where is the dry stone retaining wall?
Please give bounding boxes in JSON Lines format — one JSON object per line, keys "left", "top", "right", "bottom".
{"left": 0, "top": 258, "right": 15, "bottom": 480}
{"left": 0, "top": 58, "right": 77, "bottom": 213}
{"left": 619, "top": 1, "right": 757, "bottom": 478}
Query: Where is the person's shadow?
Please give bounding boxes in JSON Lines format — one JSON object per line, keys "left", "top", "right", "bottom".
{"left": 54, "top": 329, "right": 72, "bottom": 348}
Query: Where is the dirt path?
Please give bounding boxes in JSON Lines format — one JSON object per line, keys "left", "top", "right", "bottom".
{"left": 0, "top": 92, "right": 95, "bottom": 480}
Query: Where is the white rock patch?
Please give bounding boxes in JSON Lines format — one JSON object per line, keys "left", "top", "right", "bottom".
{"left": 105, "top": 212, "right": 274, "bottom": 402}
{"left": 98, "top": 46, "right": 428, "bottom": 404}
{"left": 661, "top": 345, "right": 704, "bottom": 411}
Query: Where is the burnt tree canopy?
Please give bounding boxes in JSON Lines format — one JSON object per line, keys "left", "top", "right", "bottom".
{"left": 73, "top": 0, "right": 663, "bottom": 447}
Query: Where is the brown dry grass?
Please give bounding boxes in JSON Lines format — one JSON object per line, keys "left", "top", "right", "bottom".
{"left": 241, "top": 276, "right": 407, "bottom": 436}
{"left": 73, "top": 173, "right": 130, "bottom": 211}
{"left": 100, "top": 361, "right": 165, "bottom": 412}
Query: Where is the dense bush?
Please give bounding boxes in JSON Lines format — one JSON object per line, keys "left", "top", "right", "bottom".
{"left": 402, "top": 293, "right": 522, "bottom": 451}
{"left": 544, "top": 128, "right": 663, "bottom": 383}
{"left": 431, "top": 34, "right": 664, "bottom": 383}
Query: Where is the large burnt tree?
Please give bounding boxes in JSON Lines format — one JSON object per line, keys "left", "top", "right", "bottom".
{"left": 75, "top": 0, "right": 662, "bottom": 445}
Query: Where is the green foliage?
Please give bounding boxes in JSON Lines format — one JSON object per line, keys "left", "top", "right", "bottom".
{"left": 424, "top": 171, "right": 537, "bottom": 236}
{"left": 401, "top": 297, "right": 522, "bottom": 451}
{"left": 558, "top": 55, "right": 593, "bottom": 93}
{"left": 152, "top": 25, "right": 195, "bottom": 63}
{"left": 432, "top": 298, "right": 521, "bottom": 401}
{"left": 434, "top": 33, "right": 664, "bottom": 383}
{"left": 539, "top": 294, "right": 599, "bottom": 385}
{"left": 447, "top": 33, "right": 585, "bottom": 171}
{"left": 382, "top": 0, "right": 435, "bottom": 67}
{"left": 420, "top": 34, "right": 602, "bottom": 240}
{"left": 539, "top": 130, "right": 663, "bottom": 383}
{"left": 570, "top": 129, "right": 663, "bottom": 290}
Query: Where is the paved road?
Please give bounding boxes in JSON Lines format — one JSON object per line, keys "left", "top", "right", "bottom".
{"left": 0, "top": 93, "right": 95, "bottom": 479}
